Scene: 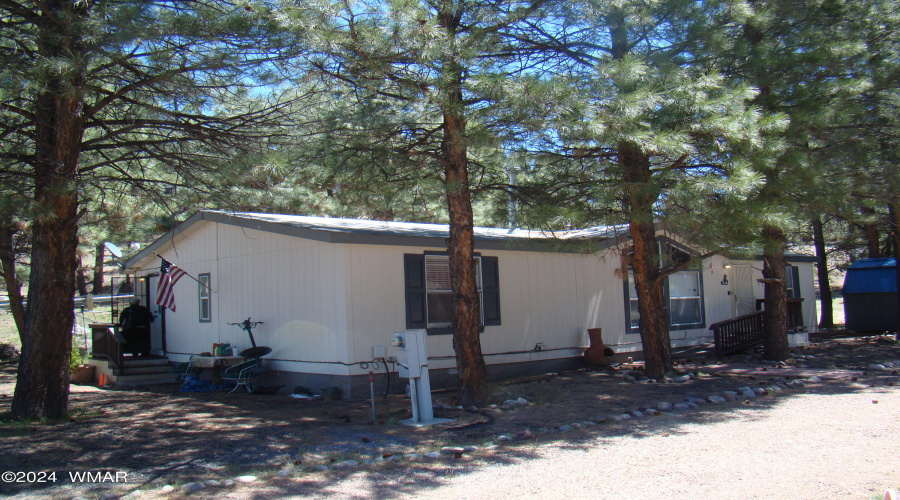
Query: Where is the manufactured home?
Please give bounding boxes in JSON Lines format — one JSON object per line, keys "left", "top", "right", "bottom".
{"left": 106, "top": 211, "right": 816, "bottom": 396}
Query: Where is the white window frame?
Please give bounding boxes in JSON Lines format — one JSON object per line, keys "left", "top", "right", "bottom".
{"left": 198, "top": 273, "right": 211, "bottom": 323}
{"left": 424, "top": 255, "right": 483, "bottom": 328}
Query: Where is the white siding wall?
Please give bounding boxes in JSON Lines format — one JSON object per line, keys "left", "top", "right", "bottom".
{"left": 139, "top": 223, "right": 352, "bottom": 376}
{"left": 136, "top": 221, "right": 819, "bottom": 379}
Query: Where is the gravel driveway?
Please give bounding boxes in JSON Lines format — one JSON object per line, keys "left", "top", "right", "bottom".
{"left": 167, "top": 383, "right": 899, "bottom": 500}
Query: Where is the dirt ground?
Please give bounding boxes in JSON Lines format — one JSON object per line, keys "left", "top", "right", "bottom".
{"left": 1, "top": 330, "right": 898, "bottom": 499}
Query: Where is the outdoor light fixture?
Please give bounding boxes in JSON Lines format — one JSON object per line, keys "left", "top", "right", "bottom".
{"left": 721, "top": 275, "right": 729, "bottom": 286}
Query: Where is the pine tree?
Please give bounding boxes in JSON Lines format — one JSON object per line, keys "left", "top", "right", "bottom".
{"left": 0, "top": 0, "right": 305, "bottom": 420}
{"left": 283, "top": 0, "right": 565, "bottom": 405}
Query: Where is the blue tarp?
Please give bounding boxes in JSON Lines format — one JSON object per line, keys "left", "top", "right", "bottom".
{"left": 842, "top": 258, "right": 898, "bottom": 294}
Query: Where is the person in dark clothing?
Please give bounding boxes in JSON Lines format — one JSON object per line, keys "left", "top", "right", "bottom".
{"left": 119, "top": 298, "right": 154, "bottom": 356}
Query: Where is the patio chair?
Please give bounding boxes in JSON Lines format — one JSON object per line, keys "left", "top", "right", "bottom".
{"left": 221, "top": 358, "right": 264, "bottom": 393}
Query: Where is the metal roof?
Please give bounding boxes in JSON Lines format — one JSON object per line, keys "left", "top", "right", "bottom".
{"left": 124, "top": 210, "right": 630, "bottom": 269}
{"left": 215, "top": 211, "right": 627, "bottom": 241}
{"left": 842, "top": 257, "right": 898, "bottom": 294}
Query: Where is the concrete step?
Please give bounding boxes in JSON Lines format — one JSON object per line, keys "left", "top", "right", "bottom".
{"left": 115, "top": 365, "right": 172, "bottom": 376}
{"left": 114, "top": 373, "right": 179, "bottom": 385}
{"left": 120, "top": 357, "right": 169, "bottom": 367}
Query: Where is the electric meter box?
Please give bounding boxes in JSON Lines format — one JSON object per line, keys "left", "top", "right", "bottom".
{"left": 396, "top": 330, "right": 427, "bottom": 379}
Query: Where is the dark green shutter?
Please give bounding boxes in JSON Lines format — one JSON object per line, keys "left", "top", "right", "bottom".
{"left": 481, "top": 256, "right": 501, "bottom": 326}
{"left": 404, "top": 254, "right": 427, "bottom": 329}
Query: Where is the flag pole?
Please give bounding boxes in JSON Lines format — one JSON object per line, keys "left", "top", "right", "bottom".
{"left": 151, "top": 251, "right": 211, "bottom": 290}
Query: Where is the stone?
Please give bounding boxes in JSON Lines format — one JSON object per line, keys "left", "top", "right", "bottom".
{"left": 571, "top": 422, "right": 583, "bottom": 429}
{"left": 594, "top": 416, "right": 608, "bottom": 423}
{"left": 160, "top": 485, "right": 175, "bottom": 494}
{"left": 221, "top": 480, "right": 235, "bottom": 487}
{"left": 465, "top": 406, "right": 478, "bottom": 412}
{"left": 755, "top": 387, "right": 767, "bottom": 395}
{"left": 275, "top": 470, "right": 291, "bottom": 478}
{"left": 868, "top": 364, "right": 887, "bottom": 371}
{"left": 673, "top": 403, "right": 691, "bottom": 411}
{"left": 685, "top": 402, "right": 700, "bottom": 410}
{"left": 623, "top": 375, "right": 638, "bottom": 383}
{"left": 461, "top": 445, "right": 478, "bottom": 452}
{"left": 488, "top": 404, "right": 498, "bottom": 409}
{"left": 425, "top": 452, "right": 441, "bottom": 459}
{"left": 483, "top": 445, "right": 499, "bottom": 450}
{"left": 789, "top": 380, "right": 806, "bottom": 388}
{"left": 204, "top": 479, "right": 220, "bottom": 487}
{"left": 772, "top": 384, "right": 786, "bottom": 392}
{"left": 441, "top": 446, "right": 465, "bottom": 455}
{"left": 558, "top": 424, "right": 572, "bottom": 431}
{"left": 181, "top": 482, "right": 205, "bottom": 493}
{"left": 708, "top": 395, "right": 727, "bottom": 404}
{"left": 313, "top": 465, "right": 329, "bottom": 471}
{"left": 362, "top": 459, "right": 375, "bottom": 465}
{"left": 403, "top": 454, "right": 420, "bottom": 461}
{"left": 516, "top": 429, "right": 536, "bottom": 440}
{"left": 630, "top": 410, "right": 644, "bottom": 418}
{"left": 611, "top": 414, "right": 632, "bottom": 422}
{"left": 497, "top": 435, "right": 513, "bottom": 442}
{"left": 234, "top": 475, "right": 258, "bottom": 484}
{"left": 516, "top": 397, "right": 528, "bottom": 406}
{"left": 686, "top": 397, "right": 706, "bottom": 405}
{"left": 673, "top": 375, "right": 691, "bottom": 383}
{"left": 644, "top": 408, "right": 661, "bottom": 416}
{"left": 722, "top": 391, "right": 738, "bottom": 402}
{"left": 766, "top": 386, "right": 778, "bottom": 393}
{"left": 503, "top": 399, "right": 519, "bottom": 407}
{"left": 500, "top": 405, "right": 511, "bottom": 410}
{"left": 582, "top": 420, "right": 596, "bottom": 426}
{"left": 657, "top": 401, "right": 674, "bottom": 411}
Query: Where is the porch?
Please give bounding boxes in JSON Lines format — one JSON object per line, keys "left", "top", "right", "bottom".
{"left": 710, "top": 298, "right": 807, "bottom": 357}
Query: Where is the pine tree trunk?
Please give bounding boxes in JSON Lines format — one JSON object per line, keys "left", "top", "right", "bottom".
{"left": 609, "top": 10, "right": 672, "bottom": 380}
{"left": 12, "top": 0, "right": 86, "bottom": 420}
{"left": 76, "top": 255, "right": 88, "bottom": 296}
{"left": 0, "top": 218, "right": 25, "bottom": 335}
{"left": 621, "top": 141, "right": 672, "bottom": 380}
{"left": 812, "top": 217, "right": 834, "bottom": 329}
{"left": 761, "top": 225, "right": 790, "bottom": 361}
{"left": 93, "top": 242, "right": 105, "bottom": 294}
{"left": 439, "top": 4, "right": 486, "bottom": 408}
{"left": 861, "top": 206, "right": 882, "bottom": 258}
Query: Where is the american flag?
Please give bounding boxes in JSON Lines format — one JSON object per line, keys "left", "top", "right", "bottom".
{"left": 156, "top": 259, "right": 187, "bottom": 311}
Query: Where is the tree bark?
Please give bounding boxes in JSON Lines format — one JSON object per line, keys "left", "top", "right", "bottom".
{"left": 12, "top": 0, "right": 87, "bottom": 420}
{"left": 761, "top": 225, "right": 790, "bottom": 360}
{"left": 0, "top": 218, "right": 25, "bottom": 335}
{"left": 812, "top": 217, "right": 834, "bottom": 329}
{"left": 92, "top": 242, "right": 105, "bottom": 294}
{"left": 861, "top": 206, "right": 883, "bottom": 258}
{"left": 621, "top": 141, "right": 672, "bottom": 380}
{"left": 76, "top": 255, "right": 88, "bottom": 296}
{"left": 438, "top": 4, "right": 487, "bottom": 408}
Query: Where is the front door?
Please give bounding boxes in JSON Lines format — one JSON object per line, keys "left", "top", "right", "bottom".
{"left": 731, "top": 265, "right": 756, "bottom": 317}
{"left": 145, "top": 275, "right": 166, "bottom": 355}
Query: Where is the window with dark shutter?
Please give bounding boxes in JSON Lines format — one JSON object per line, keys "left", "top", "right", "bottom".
{"left": 403, "top": 253, "right": 501, "bottom": 334}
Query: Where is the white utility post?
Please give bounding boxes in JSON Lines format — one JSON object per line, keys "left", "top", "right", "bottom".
{"left": 393, "top": 330, "right": 451, "bottom": 426}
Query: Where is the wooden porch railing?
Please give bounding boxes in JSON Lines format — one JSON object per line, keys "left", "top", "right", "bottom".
{"left": 710, "top": 310, "right": 765, "bottom": 357}
{"left": 755, "top": 298, "right": 806, "bottom": 331}
{"left": 90, "top": 323, "right": 125, "bottom": 373}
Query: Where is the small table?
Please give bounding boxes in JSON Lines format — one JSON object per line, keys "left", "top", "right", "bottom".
{"left": 190, "top": 355, "right": 245, "bottom": 369}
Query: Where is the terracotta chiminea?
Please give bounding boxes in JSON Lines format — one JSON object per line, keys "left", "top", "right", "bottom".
{"left": 584, "top": 328, "right": 615, "bottom": 366}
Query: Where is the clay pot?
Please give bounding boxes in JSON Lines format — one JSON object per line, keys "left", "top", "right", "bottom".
{"left": 584, "top": 328, "right": 615, "bottom": 366}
